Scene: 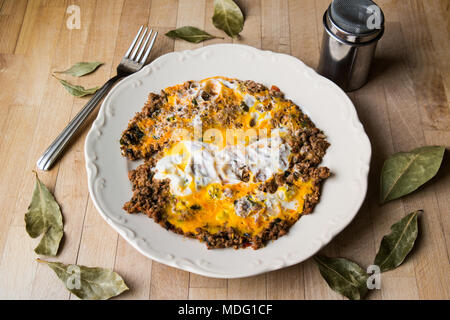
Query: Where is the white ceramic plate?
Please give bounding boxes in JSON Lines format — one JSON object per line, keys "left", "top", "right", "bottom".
{"left": 85, "top": 44, "right": 371, "bottom": 279}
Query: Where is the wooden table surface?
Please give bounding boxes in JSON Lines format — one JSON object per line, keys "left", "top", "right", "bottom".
{"left": 0, "top": 0, "right": 448, "bottom": 300}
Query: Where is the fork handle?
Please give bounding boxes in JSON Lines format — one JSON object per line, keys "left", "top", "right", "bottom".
{"left": 37, "top": 74, "right": 123, "bottom": 171}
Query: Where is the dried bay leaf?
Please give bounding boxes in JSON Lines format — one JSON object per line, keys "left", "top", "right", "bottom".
{"left": 165, "top": 26, "right": 222, "bottom": 43}
{"left": 212, "top": 0, "right": 244, "bottom": 38}
{"left": 37, "top": 259, "right": 129, "bottom": 300}
{"left": 380, "top": 146, "right": 445, "bottom": 203}
{"left": 55, "top": 61, "right": 103, "bottom": 77}
{"left": 25, "top": 172, "right": 63, "bottom": 256}
{"left": 314, "top": 255, "right": 368, "bottom": 300}
{"left": 374, "top": 210, "right": 421, "bottom": 272}
{"left": 53, "top": 75, "right": 100, "bottom": 97}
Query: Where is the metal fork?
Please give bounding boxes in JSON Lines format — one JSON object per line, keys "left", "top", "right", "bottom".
{"left": 37, "top": 26, "right": 158, "bottom": 171}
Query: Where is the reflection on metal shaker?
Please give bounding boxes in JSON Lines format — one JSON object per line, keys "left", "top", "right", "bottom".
{"left": 317, "top": 0, "right": 384, "bottom": 92}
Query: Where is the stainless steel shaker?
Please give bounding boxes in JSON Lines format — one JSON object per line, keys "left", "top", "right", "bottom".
{"left": 317, "top": 0, "right": 384, "bottom": 92}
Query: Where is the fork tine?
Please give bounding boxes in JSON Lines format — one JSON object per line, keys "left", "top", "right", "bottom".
{"left": 130, "top": 27, "right": 148, "bottom": 61}
{"left": 136, "top": 29, "right": 153, "bottom": 62}
{"left": 124, "top": 26, "right": 143, "bottom": 58}
{"left": 140, "top": 31, "right": 158, "bottom": 64}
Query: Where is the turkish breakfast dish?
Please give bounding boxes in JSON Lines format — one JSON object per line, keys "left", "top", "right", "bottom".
{"left": 120, "top": 76, "right": 330, "bottom": 249}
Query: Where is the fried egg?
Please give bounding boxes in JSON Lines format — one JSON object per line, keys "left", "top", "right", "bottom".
{"left": 121, "top": 77, "right": 330, "bottom": 247}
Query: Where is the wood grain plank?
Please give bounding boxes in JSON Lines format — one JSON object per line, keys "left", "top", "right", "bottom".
{"left": 150, "top": 263, "right": 190, "bottom": 299}
{"left": 234, "top": 0, "right": 261, "bottom": 48}
{"left": 108, "top": 0, "right": 153, "bottom": 300}
{"left": 28, "top": 0, "right": 99, "bottom": 300}
{"left": 349, "top": 53, "right": 417, "bottom": 299}
{"left": 174, "top": 0, "right": 206, "bottom": 51}
{"left": 114, "top": 236, "right": 153, "bottom": 300}
{"left": 29, "top": 0, "right": 149, "bottom": 300}
{"left": 261, "top": 0, "right": 290, "bottom": 54}
{"left": 67, "top": 0, "right": 126, "bottom": 300}
{"left": 0, "top": 105, "right": 40, "bottom": 297}
{"left": 0, "top": 0, "right": 27, "bottom": 53}
{"left": 143, "top": 0, "right": 177, "bottom": 66}
{"left": 381, "top": 277, "right": 420, "bottom": 300}
{"left": 110, "top": 0, "right": 152, "bottom": 68}
{"left": 396, "top": 1, "right": 450, "bottom": 265}
{"left": 0, "top": 102, "right": 35, "bottom": 256}
{"left": 189, "top": 287, "right": 227, "bottom": 300}
{"left": 377, "top": 18, "right": 449, "bottom": 299}
{"left": 71, "top": 200, "right": 121, "bottom": 301}
{"left": 14, "top": 0, "right": 65, "bottom": 55}
{"left": 412, "top": 0, "right": 450, "bottom": 265}
{"left": 343, "top": 19, "right": 449, "bottom": 301}
{"left": 189, "top": 274, "right": 227, "bottom": 289}
{"left": 307, "top": 3, "right": 345, "bottom": 298}
{"left": 288, "top": 0, "right": 319, "bottom": 68}
{"left": 0, "top": 1, "right": 67, "bottom": 299}
{"left": 314, "top": 0, "right": 329, "bottom": 53}
{"left": 392, "top": 0, "right": 450, "bottom": 299}
{"left": 149, "top": 0, "right": 178, "bottom": 28}
{"left": 424, "top": 0, "right": 450, "bottom": 100}
{"left": 332, "top": 89, "right": 381, "bottom": 300}
{"left": 227, "top": 274, "right": 266, "bottom": 299}
{"left": 76, "top": 203, "right": 119, "bottom": 268}
{"left": 0, "top": 54, "right": 24, "bottom": 139}
{"left": 14, "top": 1, "right": 67, "bottom": 107}
{"left": 266, "top": 265, "right": 304, "bottom": 300}
{"left": 0, "top": 226, "right": 37, "bottom": 299}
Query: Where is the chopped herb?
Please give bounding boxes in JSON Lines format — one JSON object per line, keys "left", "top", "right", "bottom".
{"left": 123, "top": 125, "right": 144, "bottom": 145}
{"left": 300, "top": 120, "right": 309, "bottom": 127}
{"left": 208, "top": 186, "right": 221, "bottom": 199}
{"left": 201, "top": 91, "right": 210, "bottom": 101}
{"left": 246, "top": 195, "right": 257, "bottom": 204}
{"left": 151, "top": 109, "right": 161, "bottom": 117}
{"left": 190, "top": 204, "right": 202, "bottom": 210}
{"left": 240, "top": 101, "right": 249, "bottom": 112}
{"left": 162, "top": 92, "right": 168, "bottom": 103}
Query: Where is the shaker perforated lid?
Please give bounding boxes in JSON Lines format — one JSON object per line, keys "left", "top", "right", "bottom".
{"left": 328, "top": 0, "right": 384, "bottom": 42}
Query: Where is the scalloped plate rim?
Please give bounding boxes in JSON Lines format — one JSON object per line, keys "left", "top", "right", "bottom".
{"left": 85, "top": 43, "right": 371, "bottom": 278}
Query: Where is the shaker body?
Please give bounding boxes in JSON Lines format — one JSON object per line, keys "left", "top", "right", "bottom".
{"left": 318, "top": 24, "right": 379, "bottom": 91}
{"left": 317, "top": 3, "right": 384, "bottom": 92}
